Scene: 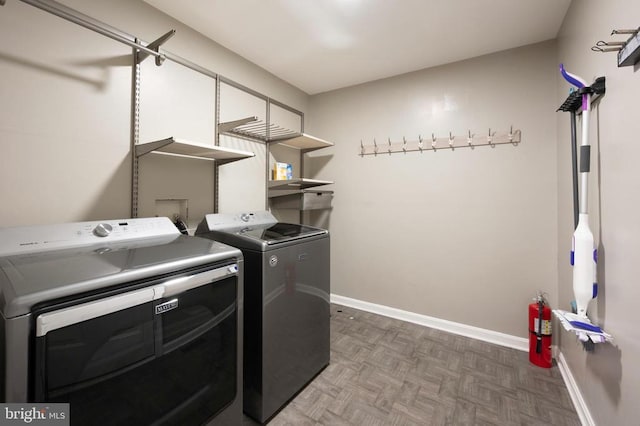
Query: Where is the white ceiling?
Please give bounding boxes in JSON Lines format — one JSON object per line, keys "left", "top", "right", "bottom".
{"left": 143, "top": 0, "right": 571, "bottom": 95}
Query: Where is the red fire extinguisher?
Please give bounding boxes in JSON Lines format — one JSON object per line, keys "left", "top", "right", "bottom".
{"left": 529, "top": 294, "right": 552, "bottom": 368}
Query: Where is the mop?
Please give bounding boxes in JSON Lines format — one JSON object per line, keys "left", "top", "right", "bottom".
{"left": 553, "top": 64, "right": 612, "bottom": 344}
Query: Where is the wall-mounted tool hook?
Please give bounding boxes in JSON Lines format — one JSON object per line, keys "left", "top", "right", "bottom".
{"left": 360, "top": 140, "right": 365, "bottom": 156}
{"left": 508, "top": 125, "right": 515, "bottom": 144}
{"left": 418, "top": 135, "right": 424, "bottom": 152}
{"left": 388, "top": 137, "right": 392, "bottom": 154}
{"left": 431, "top": 133, "right": 437, "bottom": 151}
{"left": 449, "top": 132, "right": 454, "bottom": 150}
{"left": 467, "top": 130, "right": 473, "bottom": 149}
{"left": 488, "top": 128, "right": 494, "bottom": 147}
{"left": 591, "top": 45, "right": 622, "bottom": 52}
{"left": 402, "top": 137, "right": 407, "bottom": 153}
{"left": 611, "top": 29, "right": 639, "bottom": 35}
{"left": 597, "top": 40, "right": 625, "bottom": 47}
{"left": 373, "top": 138, "right": 378, "bottom": 156}
{"left": 592, "top": 40, "right": 624, "bottom": 52}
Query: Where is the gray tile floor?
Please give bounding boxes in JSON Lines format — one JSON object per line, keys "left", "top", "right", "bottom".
{"left": 246, "top": 304, "right": 580, "bottom": 425}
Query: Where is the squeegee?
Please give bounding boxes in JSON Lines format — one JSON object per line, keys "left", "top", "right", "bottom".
{"left": 560, "top": 64, "right": 597, "bottom": 318}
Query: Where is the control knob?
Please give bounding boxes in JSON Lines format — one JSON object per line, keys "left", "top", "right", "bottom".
{"left": 93, "top": 223, "right": 113, "bottom": 237}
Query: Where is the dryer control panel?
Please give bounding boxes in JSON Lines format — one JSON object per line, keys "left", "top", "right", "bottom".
{"left": 198, "top": 211, "right": 277, "bottom": 233}
{"left": 0, "top": 217, "right": 180, "bottom": 256}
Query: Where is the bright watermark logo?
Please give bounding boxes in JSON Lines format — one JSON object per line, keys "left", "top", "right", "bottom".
{"left": 0, "top": 404, "right": 68, "bottom": 425}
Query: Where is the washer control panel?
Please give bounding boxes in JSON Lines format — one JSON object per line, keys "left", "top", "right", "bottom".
{"left": 0, "top": 217, "right": 180, "bottom": 256}
{"left": 202, "top": 211, "right": 277, "bottom": 231}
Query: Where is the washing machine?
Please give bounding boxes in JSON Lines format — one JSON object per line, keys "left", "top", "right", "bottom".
{"left": 0, "top": 217, "right": 243, "bottom": 425}
{"left": 195, "top": 211, "right": 330, "bottom": 423}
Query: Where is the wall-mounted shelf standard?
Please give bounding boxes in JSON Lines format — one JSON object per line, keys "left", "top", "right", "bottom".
{"left": 9, "top": 0, "right": 326, "bottom": 222}
{"left": 135, "top": 137, "right": 255, "bottom": 164}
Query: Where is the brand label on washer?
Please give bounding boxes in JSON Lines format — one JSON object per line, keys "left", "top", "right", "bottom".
{"left": 269, "top": 255, "right": 278, "bottom": 267}
{"left": 156, "top": 298, "right": 179, "bottom": 315}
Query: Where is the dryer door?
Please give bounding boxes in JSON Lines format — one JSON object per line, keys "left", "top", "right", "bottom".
{"left": 32, "top": 263, "right": 239, "bottom": 425}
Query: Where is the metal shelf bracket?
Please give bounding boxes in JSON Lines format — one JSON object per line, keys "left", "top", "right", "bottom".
{"left": 218, "top": 116, "right": 258, "bottom": 133}
{"left": 137, "top": 29, "right": 176, "bottom": 66}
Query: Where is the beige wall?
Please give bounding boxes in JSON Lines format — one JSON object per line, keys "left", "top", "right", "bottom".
{"left": 307, "top": 41, "right": 559, "bottom": 338}
{"left": 556, "top": 0, "right": 640, "bottom": 424}
{"left": 0, "top": 0, "right": 307, "bottom": 228}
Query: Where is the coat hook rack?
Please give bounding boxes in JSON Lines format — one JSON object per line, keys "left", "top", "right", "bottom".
{"left": 358, "top": 127, "right": 521, "bottom": 156}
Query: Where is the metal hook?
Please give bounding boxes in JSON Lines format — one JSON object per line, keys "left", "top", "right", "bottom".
{"left": 488, "top": 128, "right": 494, "bottom": 146}
{"left": 611, "top": 28, "right": 639, "bottom": 35}
{"left": 373, "top": 138, "right": 378, "bottom": 155}
{"left": 508, "top": 125, "right": 513, "bottom": 143}
{"left": 449, "top": 132, "right": 454, "bottom": 149}
{"left": 467, "top": 130, "right": 473, "bottom": 148}
{"left": 402, "top": 137, "right": 407, "bottom": 153}
{"left": 388, "top": 137, "right": 392, "bottom": 154}
{"left": 597, "top": 40, "right": 625, "bottom": 47}
{"left": 418, "top": 135, "right": 424, "bottom": 152}
{"left": 591, "top": 45, "right": 621, "bottom": 52}
{"left": 431, "top": 133, "right": 437, "bottom": 150}
{"left": 360, "top": 140, "right": 365, "bottom": 156}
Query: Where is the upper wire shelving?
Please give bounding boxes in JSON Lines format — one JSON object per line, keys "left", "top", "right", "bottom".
{"left": 219, "top": 116, "right": 333, "bottom": 152}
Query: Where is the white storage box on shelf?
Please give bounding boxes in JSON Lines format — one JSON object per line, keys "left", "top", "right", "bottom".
{"left": 270, "top": 190, "right": 333, "bottom": 210}
{"left": 268, "top": 178, "right": 334, "bottom": 210}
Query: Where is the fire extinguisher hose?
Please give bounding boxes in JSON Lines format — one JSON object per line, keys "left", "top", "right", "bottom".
{"left": 536, "top": 298, "right": 543, "bottom": 354}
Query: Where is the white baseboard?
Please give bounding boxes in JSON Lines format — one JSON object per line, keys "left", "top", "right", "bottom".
{"left": 556, "top": 351, "right": 594, "bottom": 426}
{"left": 330, "top": 294, "right": 528, "bottom": 352}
